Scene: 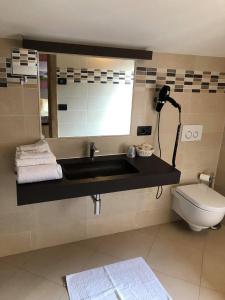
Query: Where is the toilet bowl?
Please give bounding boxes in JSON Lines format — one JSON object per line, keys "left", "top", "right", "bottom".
{"left": 172, "top": 183, "right": 225, "bottom": 231}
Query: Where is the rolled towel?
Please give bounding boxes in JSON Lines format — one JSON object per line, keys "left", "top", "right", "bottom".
{"left": 17, "top": 164, "right": 63, "bottom": 184}
{"left": 16, "top": 150, "right": 55, "bottom": 160}
{"left": 17, "top": 140, "right": 50, "bottom": 153}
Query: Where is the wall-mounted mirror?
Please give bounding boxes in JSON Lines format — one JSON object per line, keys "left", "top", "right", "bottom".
{"left": 39, "top": 53, "right": 135, "bottom": 138}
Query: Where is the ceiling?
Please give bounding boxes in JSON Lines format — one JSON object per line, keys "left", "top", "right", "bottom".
{"left": 1, "top": 0, "right": 225, "bottom": 57}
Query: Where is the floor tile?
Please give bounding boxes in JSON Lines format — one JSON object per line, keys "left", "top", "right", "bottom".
{"left": 1, "top": 221, "right": 225, "bottom": 299}
{"left": 0, "top": 269, "right": 65, "bottom": 300}
{"left": 59, "top": 291, "right": 70, "bottom": 300}
{"left": 0, "top": 261, "right": 18, "bottom": 289}
{"left": 78, "top": 229, "right": 156, "bottom": 260}
{"left": 147, "top": 236, "right": 202, "bottom": 284}
{"left": 157, "top": 221, "right": 208, "bottom": 251}
{"left": 0, "top": 250, "right": 34, "bottom": 267}
{"left": 201, "top": 249, "right": 225, "bottom": 294}
{"left": 133, "top": 224, "right": 160, "bottom": 237}
{"left": 83, "top": 251, "right": 119, "bottom": 270}
{"left": 22, "top": 243, "right": 94, "bottom": 285}
{"left": 205, "top": 225, "right": 225, "bottom": 255}
{"left": 155, "top": 270, "right": 200, "bottom": 300}
{"left": 199, "top": 287, "right": 225, "bottom": 300}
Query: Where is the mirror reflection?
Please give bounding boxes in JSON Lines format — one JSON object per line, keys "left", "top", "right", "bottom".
{"left": 39, "top": 53, "right": 135, "bottom": 138}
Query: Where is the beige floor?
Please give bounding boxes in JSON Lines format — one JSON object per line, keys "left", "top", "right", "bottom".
{"left": 0, "top": 221, "right": 225, "bottom": 300}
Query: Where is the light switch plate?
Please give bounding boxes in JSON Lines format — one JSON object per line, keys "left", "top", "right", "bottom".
{"left": 181, "top": 125, "right": 203, "bottom": 142}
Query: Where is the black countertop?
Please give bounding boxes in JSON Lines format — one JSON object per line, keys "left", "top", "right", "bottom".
{"left": 17, "top": 154, "right": 181, "bottom": 205}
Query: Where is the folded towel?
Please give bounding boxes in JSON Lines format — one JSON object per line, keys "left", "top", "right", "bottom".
{"left": 15, "top": 140, "right": 57, "bottom": 167}
{"left": 16, "top": 150, "right": 55, "bottom": 160}
{"left": 15, "top": 155, "right": 57, "bottom": 167}
{"left": 17, "top": 164, "right": 63, "bottom": 184}
{"left": 17, "top": 140, "right": 50, "bottom": 153}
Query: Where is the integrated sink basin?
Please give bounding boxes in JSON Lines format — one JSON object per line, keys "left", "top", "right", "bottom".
{"left": 17, "top": 154, "right": 181, "bottom": 205}
{"left": 60, "top": 158, "right": 139, "bottom": 180}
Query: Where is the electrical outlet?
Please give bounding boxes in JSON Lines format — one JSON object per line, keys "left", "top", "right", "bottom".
{"left": 181, "top": 125, "right": 203, "bottom": 142}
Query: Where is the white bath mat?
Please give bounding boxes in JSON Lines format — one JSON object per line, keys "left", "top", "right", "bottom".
{"left": 66, "top": 257, "right": 172, "bottom": 300}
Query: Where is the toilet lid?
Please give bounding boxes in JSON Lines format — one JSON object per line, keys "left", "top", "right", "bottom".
{"left": 176, "top": 183, "right": 225, "bottom": 212}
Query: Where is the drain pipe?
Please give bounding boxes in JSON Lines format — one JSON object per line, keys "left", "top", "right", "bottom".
{"left": 92, "top": 194, "right": 101, "bottom": 215}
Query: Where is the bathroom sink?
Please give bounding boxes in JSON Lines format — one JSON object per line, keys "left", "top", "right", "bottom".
{"left": 18, "top": 154, "right": 181, "bottom": 205}
{"left": 60, "top": 158, "right": 139, "bottom": 180}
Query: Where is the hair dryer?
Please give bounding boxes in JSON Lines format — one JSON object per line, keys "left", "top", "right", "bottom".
{"left": 155, "top": 85, "right": 181, "bottom": 112}
{"left": 154, "top": 85, "right": 182, "bottom": 168}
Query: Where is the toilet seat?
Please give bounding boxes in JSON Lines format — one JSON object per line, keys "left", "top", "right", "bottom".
{"left": 175, "top": 183, "right": 225, "bottom": 212}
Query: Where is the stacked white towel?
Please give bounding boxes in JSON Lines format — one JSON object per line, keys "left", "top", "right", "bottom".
{"left": 16, "top": 140, "right": 63, "bottom": 184}
{"left": 16, "top": 139, "right": 50, "bottom": 152}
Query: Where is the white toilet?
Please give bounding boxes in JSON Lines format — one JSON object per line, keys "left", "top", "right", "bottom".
{"left": 172, "top": 183, "right": 225, "bottom": 231}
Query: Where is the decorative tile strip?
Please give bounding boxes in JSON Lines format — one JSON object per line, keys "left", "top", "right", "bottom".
{"left": 0, "top": 54, "right": 38, "bottom": 87}
{"left": 12, "top": 48, "right": 38, "bottom": 76}
{"left": 0, "top": 57, "right": 9, "bottom": 87}
{"left": 57, "top": 67, "right": 134, "bottom": 85}
{"left": 135, "top": 67, "right": 225, "bottom": 93}
{"left": 7, "top": 58, "right": 38, "bottom": 85}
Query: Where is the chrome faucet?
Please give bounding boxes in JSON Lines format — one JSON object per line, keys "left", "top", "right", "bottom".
{"left": 90, "top": 142, "right": 99, "bottom": 160}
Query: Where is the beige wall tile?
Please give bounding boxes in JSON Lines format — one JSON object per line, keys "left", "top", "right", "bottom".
{"left": 0, "top": 38, "right": 225, "bottom": 257}
{"left": 178, "top": 132, "right": 223, "bottom": 158}
{"left": 185, "top": 113, "right": 225, "bottom": 134}
{"left": 215, "top": 130, "right": 225, "bottom": 196}
{"left": 31, "top": 220, "right": 87, "bottom": 250}
{"left": 217, "top": 96, "right": 225, "bottom": 116}
{"left": 23, "top": 88, "right": 40, "bottom": 114}
{"left": 0, "top": 211, "right": 33, "bottom": 235}
{"left": 30, "top": 197, "right": 88, "bottom": 249}
{"left": 23, "top": 115, "right": 41, "bottom": 140}
{"left": 86, "top": 212, "right": 135, "bottom": 238}
{"left": 135, "top": 208, "right": 177, "bottom": 229}
{"left": 0, "top": 143, "right": 17, "bottom": 173}
{"left": 0, "top": 116, "right": 25, "bottom": 143}
{"left": 0, "top": 232, "right": 32, "bottom": 257}
{"left": 190, "top": 93, "right": 223, "bottom": 114}
{"left": 0, "top": 38, "right": 21, "bottom": 57}
{"left": 0, "top": 87, "right": 23, "bottom": 115}
{"left": 193, "top": 55, "right": 225, "bottom": 72}
{"left": 180, "top": 148, "right": 220, "bottom": 173}
{"left": 143, "top": 52, "right": 196, "bottom": 69}
{"left": 86, "top": 190, "right": 140, "bottom": 219}
{"left": 170, "top": 92, "right": 192, "bottom": 113}
{"left": 136, "top": 186, "right": 172, "bottom": 212}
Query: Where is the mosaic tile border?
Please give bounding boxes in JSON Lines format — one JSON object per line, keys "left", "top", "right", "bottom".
{"left": 135, "top": 67, "right": 225, "bottom": 93}
{"left": 7, "top": 57, "right": 38, "bottom": 85}
{"left": 12, "top": 48, "right": 38, "bottom": 76}
{"left": 0, "top": 57, "right": 10, "bottom": 87}
{"left": 57, "top": 67, "right": 134, "bottom": 85}
{"left": 0, "top": 54, "right": 38, "bottom": 88}
{"left": 2, "top": 51, "right": 225, "bottom": 93}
